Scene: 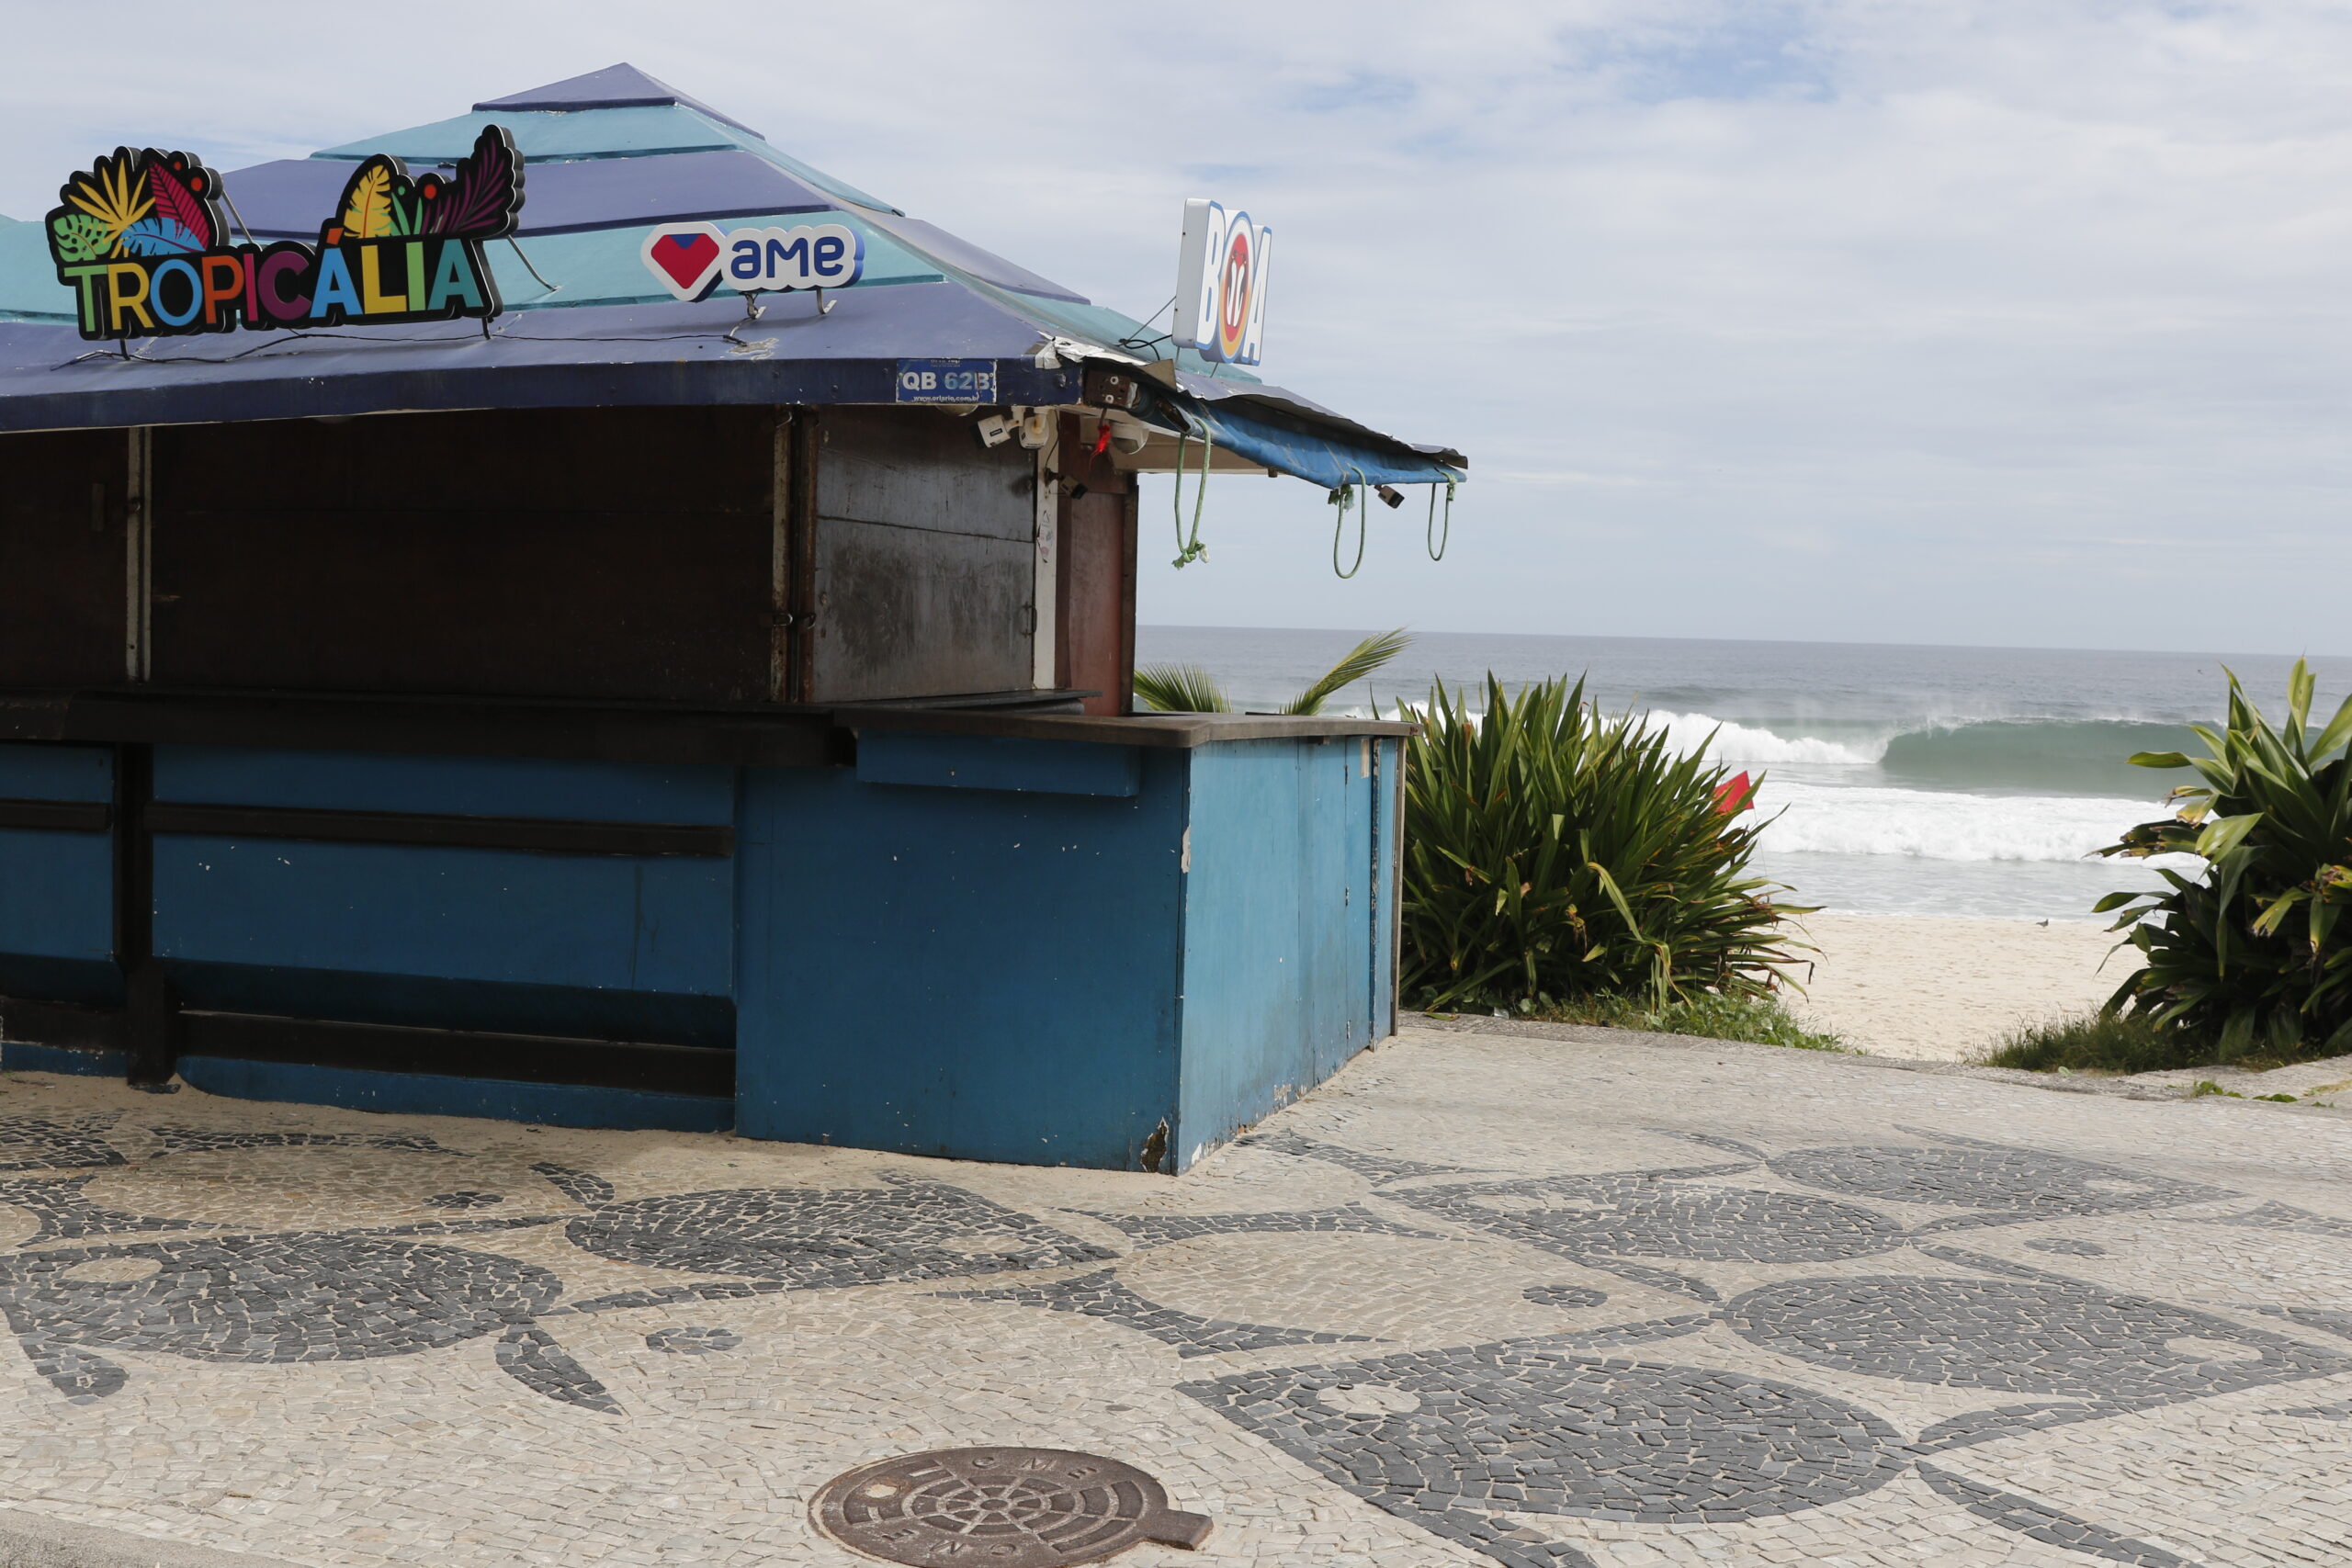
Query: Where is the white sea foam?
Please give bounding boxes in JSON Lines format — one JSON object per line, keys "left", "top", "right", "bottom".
{"left": 1351, "top": 701, "right": 2195, "bottom": 871}
{"left": 1349, "top": 705, "right": 1893, "bottom": 764}
{"left": 1754, "top": 781, "right": 2186, "bottom": 864}
{"left": 1645, "top": 712, "right": 1884, "bottom": 767}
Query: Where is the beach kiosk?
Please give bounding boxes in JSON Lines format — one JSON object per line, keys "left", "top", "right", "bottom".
{"left": 0, "top": 67, "right": 1465, "bottom": 1171}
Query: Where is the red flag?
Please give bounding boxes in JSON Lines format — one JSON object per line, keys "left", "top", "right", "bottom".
{"left": 1713, "top": 771, "right": 1756, "bottom": 817}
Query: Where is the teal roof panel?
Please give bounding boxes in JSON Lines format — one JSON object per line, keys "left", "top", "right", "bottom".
{"left": 311, "top": 107, "right": 900, "bottom": 215}
{"left": 491, "top": 213, "right": 944, "bottom": 310}
{"left": 313, "top": 107, "right": 731, "bottom": 165}
{"left": 0, "top": 219, "right": 70, "bottom": 322}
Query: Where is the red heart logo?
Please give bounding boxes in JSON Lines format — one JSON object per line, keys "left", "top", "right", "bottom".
{"left": 641, "top": 223, "right": 725, "bottom": 299}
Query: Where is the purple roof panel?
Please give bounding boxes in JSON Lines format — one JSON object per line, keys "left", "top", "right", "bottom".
{"left": 222, "top": 151, "right": 837, "bottom": 240}
{"left": 215, "top": 159, "right": 350, "bottom": 239}
{"left": 474, "top": 64, "right": 764, "bottom": 139}
{"left": 501, "top": 150, "right": 836, "bottom": 235}
{"left": 860, "top": 213, "right": 1090, "bottom": 304}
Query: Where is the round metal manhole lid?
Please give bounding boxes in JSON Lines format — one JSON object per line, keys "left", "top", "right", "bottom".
{"left": 813, "top": 1447, "right": 1212, "bottom": 1566}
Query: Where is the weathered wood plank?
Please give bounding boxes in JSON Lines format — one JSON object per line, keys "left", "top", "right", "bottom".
{"left": 817, "top": 407, "right": 1033, "bottom": 543}
{"left": 0, "top": 429, "right": 130, "bottom": 685}
{"left": 810, "top": 520, "right": 1033, "bottom": 701}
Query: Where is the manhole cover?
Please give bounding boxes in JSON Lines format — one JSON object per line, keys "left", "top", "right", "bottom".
{"left": 813, "top": 1447, "right": 1212, "bottom": 1566}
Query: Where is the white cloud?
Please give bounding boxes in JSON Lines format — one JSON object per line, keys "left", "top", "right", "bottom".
{"left": 5, "top": 1, "right": 2349, "bottom": 653}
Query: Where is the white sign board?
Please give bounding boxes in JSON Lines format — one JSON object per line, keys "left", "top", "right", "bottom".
{"left": 641, "top": 220, "right": 865, "bottom": 301}
{"left": 1174, "top": 199, "right": 1272, "bottom": 367}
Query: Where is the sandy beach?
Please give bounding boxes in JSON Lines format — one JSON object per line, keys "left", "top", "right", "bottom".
{"left": 1787, "top": 913, "right": 2131, "bottom": 1062}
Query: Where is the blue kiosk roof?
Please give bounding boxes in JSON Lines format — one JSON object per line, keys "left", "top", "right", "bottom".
{"left": 0, "top": 67, "right": 1463, "bottom": 486}
{"left": 473, "top": 63, "right": 768, "bottom": 139}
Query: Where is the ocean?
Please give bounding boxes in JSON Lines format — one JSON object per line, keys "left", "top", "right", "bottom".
{"left": 1134, "top": 627, "right": 2352, "bottom": 921}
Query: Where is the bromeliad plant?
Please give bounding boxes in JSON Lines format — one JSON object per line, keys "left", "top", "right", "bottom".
{"left": 2095, "top": 660, "right": 2352, "bottom": 1060}
{"left": 1400, "top": 674, "right": 1806, "bottom": 1012}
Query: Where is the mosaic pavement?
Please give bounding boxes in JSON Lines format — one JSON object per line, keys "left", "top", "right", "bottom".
{"left": 0, "top": 1026, "right": 2345, "bottom": 1566}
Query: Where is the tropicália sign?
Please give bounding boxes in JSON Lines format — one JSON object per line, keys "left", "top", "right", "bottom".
{"left": 43, "top": 129, "right": 525, "bottom": 342}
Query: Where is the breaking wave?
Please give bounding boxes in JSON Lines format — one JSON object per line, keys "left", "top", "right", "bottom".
{"left": 1351, "top": 704, "right": 2204, "bottom": 865}
{"left": 1646, "top": 712, "right": 2202, "bottom": 798}
{"left": 1646, "top": 713, "right": 1883, "bottom": 767}
{"left": 1646, "top": 713, "right": 2201, "bottom": 868}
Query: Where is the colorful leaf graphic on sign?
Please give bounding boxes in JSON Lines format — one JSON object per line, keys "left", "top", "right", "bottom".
{"left": 417, "top": 129, "right": 525, "bottom": 238}
{"left": 43, "top": 130, "right": 526, "bottom": 343}
{"left": 339, "top": 161, "right": 408, "bottom": 240}
{"left": 143, "top": 155, "right": 220, "bottom": 252}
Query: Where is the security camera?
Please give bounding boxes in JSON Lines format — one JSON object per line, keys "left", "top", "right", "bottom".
{"left": 1376, "top": 484, "right": 1405, "bottom": 509}
{"left": 976, "top": 413, "right": 1015, "bottom": 449}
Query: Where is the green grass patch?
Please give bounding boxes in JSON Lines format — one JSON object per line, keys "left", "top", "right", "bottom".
{"left": 1975, "top": 1010, "right": 2212, "bottom": 1075}
{"left": 1515, "top": 992, "right": 1850, "bottom": 1053}
{"left": 1971, "top": 1008, "right": 2341, "bottom": 1076}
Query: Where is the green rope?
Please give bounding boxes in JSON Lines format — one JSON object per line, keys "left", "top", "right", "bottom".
{"left": 1329, "top": 467, "right": 1370, "bottom": 579}
{"left": 1170, "top": 427, "right": 1213, "bottom": 569}
{"left": 1427, "top": 478, "right": 1455, "bottom": 560}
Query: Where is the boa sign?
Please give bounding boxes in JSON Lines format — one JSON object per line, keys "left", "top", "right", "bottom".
{"left": 1175, "top": 198, "right": 1272, "bottom": 367}
{"left": 44, "top": 130, "right": 524, "bottom": 341}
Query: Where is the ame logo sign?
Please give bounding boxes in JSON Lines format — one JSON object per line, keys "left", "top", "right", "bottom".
{"left": 640, "top": 220, "right": 865, "bottom": 302}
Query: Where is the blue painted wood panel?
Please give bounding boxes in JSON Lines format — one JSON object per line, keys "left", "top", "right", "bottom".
{"left": 0, "top": 1043, "right": 124, "bottom": 1078}
{"left": 153, "top": 838, "right": 733, "bottom": 997}
{"left": 0, "top": 742, "right": 112, "bottom": 802}
{"left": 734, "top": 752, "right": 1187, "bottom": 1168}
{"left": 153, "top": 748, "right": 734, "bottom": 824}
{"left": 0, "top": 743, "right": 118, "bottom": 1004}
{"left": 1173, "top": 739, "right": 1385, "bottom": 1168}
{"left": 855, "top": 732, "right": 1140, "bottom": 797}
{"left": 176, "top": 1056, "right": 732, "bottom": 1134}
{"left": 163, "top": 964, "right": 733, "bottom": 1048}
{"left": 0, "top": 828, "right": 113, "bottom": 964}
{"left": 1372, "top": 738, "right": 1401, "bottom": 1041}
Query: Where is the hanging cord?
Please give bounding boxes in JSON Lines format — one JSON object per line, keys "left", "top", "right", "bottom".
{"left": 1329, "top": 466, "right": 1370, "bottom": 579}
{"left": 1170, "top": 426, "right": 1214, "bottom": 568}
{"left": 1427, "top": 477, "right": 1455, "bottom": 560}
{"left": 505, "top": 237, "right": 561, "bottom": 298}
{"left": 216, "top": 179, "right": 258, "bottom": 246}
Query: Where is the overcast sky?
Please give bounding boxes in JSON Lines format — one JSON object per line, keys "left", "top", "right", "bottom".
{"left": 6, "top": 2, "right": 2347, "bottom": 655}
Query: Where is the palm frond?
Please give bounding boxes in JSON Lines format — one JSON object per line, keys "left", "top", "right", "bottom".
{"left": 1282, "top": 627, "right": 1414, "bottom": 716}
{"left": 64, "top": 152, "right": 152, "bottom": 253}
{"left": 1133, "top": 664, "right": 1232, "bottom": 713}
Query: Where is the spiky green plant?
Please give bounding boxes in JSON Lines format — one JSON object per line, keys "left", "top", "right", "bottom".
{"left": 2094, "top": 659, "right": 2352, "bottom": 1060}
{"left": 1133, "top": 628, "right": 1411, "bottom": 716}
{"left": 1400, "top": 674, "right": 1806, "bottom": 1011}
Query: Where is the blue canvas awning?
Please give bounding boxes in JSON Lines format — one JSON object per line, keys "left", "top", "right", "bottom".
{"left": 1144, "top": 376, "right": 1463, "bottom": 488}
